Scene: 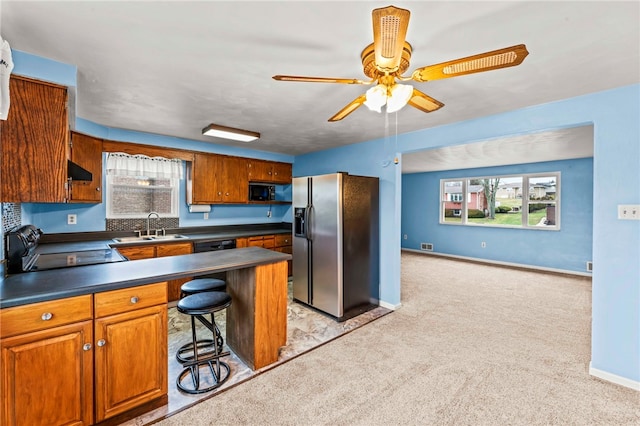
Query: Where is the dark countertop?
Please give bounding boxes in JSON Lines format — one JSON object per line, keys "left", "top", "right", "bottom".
{"left": 35, "top": 223, "right": 292, "bottom": 253}
{"left": 0, "top": 247, "right": 291, "bottom": 309}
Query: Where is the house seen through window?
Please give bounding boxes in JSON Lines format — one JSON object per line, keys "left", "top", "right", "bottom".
{"left": 106, "top": 153, "right": 183, "bottom": 218}
{"left": 440, "top": 172, "right": 560, "bottom": 230}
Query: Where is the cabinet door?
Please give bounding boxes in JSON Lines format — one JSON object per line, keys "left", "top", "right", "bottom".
{"left": 272, "top": 162, "right": 292, "bottom": 184}
{"left": 217, "top": 156, "right": 248, "bottom": 203}
{"left": 236, "top": 237, "right": 248, "bottom": 248}
{"left": 156, "top": 243, "right": 193, "bottom": 302}
{"left": 0, "top": 76, "right": 68, "bottom": 202}
{"left": 1, "top": 321, "right": 94, "bottom": 426}
{"left": 70, "top": 131, "right": 103, "bottom": 203}
{"left": 190, "top": 152, "right": 218, "bottom": 204}
{"left": 116, "top": 245, "right": 156, "bottom": 260}
{"left": 94, "top": 304, "right": 168, "bottom": 422}
{"left": 247, "top": 159, "right": 272, "bottom": 182}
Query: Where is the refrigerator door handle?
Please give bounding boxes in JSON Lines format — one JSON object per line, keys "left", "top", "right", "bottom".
{"left": 305, "top": 205, "right": 313, "bottom": 241}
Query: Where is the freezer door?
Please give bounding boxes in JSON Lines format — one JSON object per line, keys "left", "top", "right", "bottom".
{"left": 310, "top": 173, "right": 343, "bottom": 317}
{"left": 292, "top": 177, "right": 310, "bottom": 304}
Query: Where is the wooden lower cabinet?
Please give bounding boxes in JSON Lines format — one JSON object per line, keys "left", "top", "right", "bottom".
{"left": 1, "top": 320, "right": 94, "bottom": 426}
{"left": 156, "top": 243, "right": 193, "bottom": 301}
{"left": 94, "top": 305, "right": 167, "bottom": 421}
{"left": 117, "top": 243, "right": 192, "bottom": 302}
{"left": 242, "top": 234, "right": 292, "bottom": 276}
{"left": 0, "top": 283, "right": 168, "bottom": 426}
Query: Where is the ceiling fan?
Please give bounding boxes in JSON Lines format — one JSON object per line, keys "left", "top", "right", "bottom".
{"left": 273, "top": 5, "right": 529, "bottom": 122}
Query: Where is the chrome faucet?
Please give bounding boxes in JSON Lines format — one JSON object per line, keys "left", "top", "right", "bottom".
{"left": 146, "top": 212, "right": 160, "bottom": 236}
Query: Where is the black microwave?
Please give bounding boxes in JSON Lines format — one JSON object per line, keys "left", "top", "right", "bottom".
{"left": 249, "top": 184, "right": 275, "bottom": 201}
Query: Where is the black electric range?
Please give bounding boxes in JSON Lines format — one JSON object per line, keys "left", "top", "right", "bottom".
{"left": 5, "top": 225, "right": 127, "bottom": 274}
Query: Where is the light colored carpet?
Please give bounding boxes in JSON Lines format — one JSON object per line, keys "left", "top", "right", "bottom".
{"left": 155, "top": 252, "right": 639, "bottom": 425}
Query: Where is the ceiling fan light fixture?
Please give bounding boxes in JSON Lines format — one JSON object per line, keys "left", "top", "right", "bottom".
{"left": 386, "top": 83, "right": 413, "bottom": 113}
{"left": 364, "top": 84, "right": 388, "bottom": 113}
{"left": 202, "top": 123, "right": 260, "bottom": 142}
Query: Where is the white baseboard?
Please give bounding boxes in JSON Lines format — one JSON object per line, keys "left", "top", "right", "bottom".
{"left": 402, "top": 248, "right": 592, "bottom": 278}
{"left": 589, "top": 363, "right": 640, "bottom": 391}
{"left": 379, "top": 300, "right": 399, "bottom": 310}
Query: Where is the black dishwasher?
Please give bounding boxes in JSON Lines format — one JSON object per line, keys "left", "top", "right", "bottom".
{"left": 192, "top": 239, "right": 237, "bottom": 281}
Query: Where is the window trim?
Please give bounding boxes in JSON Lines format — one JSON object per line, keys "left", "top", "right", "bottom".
{"left": 439, "top": 172, "right": 560, "bottom": 231}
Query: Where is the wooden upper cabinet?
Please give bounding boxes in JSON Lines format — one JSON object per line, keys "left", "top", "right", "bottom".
{"left": 272, "top": 162, "right": 292, "bottom": 184}
{"left": 189, "top": 153, "right": 248, "bottom": 204}
{"left": 217, "top": 155, "right": 248, "bottom": 203}
{"left": 0, "top": 76, "right": 69, "bottom": 202}
{"left": 248, "top": 159, "right": 292, "bottom": 184}
{"left": 69, "top": 131, "right": 103, "bottom": 203}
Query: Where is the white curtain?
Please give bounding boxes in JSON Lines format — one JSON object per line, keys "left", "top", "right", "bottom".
{"left": 106, "top": 152, "right": 183, "bottom": 179}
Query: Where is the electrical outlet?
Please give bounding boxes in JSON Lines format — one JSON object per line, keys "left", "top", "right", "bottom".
{"left": 618, "top": 204, "right": 640, "bottom": 220}
{"left": 203, "top": 212, "right": 209, "bottom": 220}
{"left": 67, "top": 214, "right": 77, "bottom": 225}
{"left": 267, "top": 210, "right": 272, "bottom": 218}
{"left": 403, "top": 234, "right": 408, "bottom": 240}
{"left": 481, "top": 242, "right": 487, "bottom": 248}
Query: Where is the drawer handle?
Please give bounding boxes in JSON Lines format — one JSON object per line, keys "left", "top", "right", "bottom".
{"left": 97, "top": 339, "right": 106, "bottom": 347}
{"left": 41, "top": 312, "right": 53, "bottom": 321}
{"left": 130, "top": 296, "right": 139, "bottom": 304}
{"left": 83, "top": 343, "right": 92, "bottom": 351}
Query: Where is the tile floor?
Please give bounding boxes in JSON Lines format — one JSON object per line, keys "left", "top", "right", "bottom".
{"left": 122, "top": 282, "right": 391, "bottom": 425}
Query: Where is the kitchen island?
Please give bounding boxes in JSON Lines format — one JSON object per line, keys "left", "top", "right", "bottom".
{"left": 0, "top": 247, "right": 290, "bottom": 425}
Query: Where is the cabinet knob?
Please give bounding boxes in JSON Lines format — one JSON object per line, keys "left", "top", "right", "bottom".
{"left": 130, "top": 296, "right": 139, "bottom": 304}
{"left": 225, "top": 192, "right": 230, "bottom": 196}
{"left": 218, "top": 191, "right": 222, "bottom": 196}
{"left": 96, "top": 187, "right": 101, "bottom": 192}
{"left": 83, "top": 343, "right": 92, "bottom": 351}
{"left": 41, "top": 312, "right": 53, "bottom": 321}
{"left": 97, "top": 339, "right": 106, "bottom": 347}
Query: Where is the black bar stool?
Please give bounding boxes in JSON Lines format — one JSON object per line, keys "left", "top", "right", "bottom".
{"left": 177, "top": 278, "right": 227, "bottom": 362}
{"left": 180, "top": 277, "right": 226, "bottom": 298}
{"left": 176, "top": 291, "right": 232, "bottom": 394}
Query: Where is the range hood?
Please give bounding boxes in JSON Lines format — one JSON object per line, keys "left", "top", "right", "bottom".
{"left": 67, "top": 160, "right": 92, "bottom": 181}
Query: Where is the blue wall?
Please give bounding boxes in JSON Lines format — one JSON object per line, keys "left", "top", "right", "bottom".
{"left": 13, "top": 50, "right": 294, "bottom": 234}
{"left": 298, "top": 84, "right": 639, "bottom": 387}
{"left": 402, "top": 158, "right": 594, "bottom": 273}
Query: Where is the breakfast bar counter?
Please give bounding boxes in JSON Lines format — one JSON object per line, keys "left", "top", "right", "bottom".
{"left": 0, "top": 247, "right": 291, "bottom": 370}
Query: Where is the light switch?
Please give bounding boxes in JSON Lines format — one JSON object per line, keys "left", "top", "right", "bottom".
{"left": 618, "top": 204, "right": 640, "bottom": 220}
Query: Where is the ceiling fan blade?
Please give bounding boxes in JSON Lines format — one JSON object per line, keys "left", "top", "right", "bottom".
{"left": 411, "top": 44, "right": 529, "bottom": 82}
{"left": 273, "top": 75, "right": 371, "bottom": 85}
{"left": 372, "top": 5, "right": 410, "bottom": 73}
{"left": 328, "top": 95, "right": 367, "bottom": 122}
{"left": 407, "top": 89, "right": 444, "bottom": 113}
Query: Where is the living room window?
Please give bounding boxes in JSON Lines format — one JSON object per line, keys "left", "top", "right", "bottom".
{"left": 440, "top": 172, "right": 560, "bottom": 230}
{"left": 106, "top": 152, "right": 183, "bottom": 218}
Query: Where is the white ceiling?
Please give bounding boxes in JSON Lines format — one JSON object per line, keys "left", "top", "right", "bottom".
{"left": 402, "top": 124, "right": 594, "bottom": 173}
{"left": 1, "top": 1, "right": 638, "bottom": 172}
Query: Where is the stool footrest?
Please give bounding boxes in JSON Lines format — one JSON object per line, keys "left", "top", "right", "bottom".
{"left": 176, "top": 360, "right": 230, "bottom": 394}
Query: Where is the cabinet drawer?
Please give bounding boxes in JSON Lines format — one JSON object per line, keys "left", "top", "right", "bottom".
{"left": 95, "top": 282, "right": 167, "bottom": 318}
{"left": 156, "top": 242, "right": 192, "bottom": 257}
{"left": 0, "top": 295, "right": 93, "bottom": 338}
{"left": 275, "top": 234, "right": 292, "bottom": 247}
{"left": 116, "top": 245, "right": 156, "bottom": 260}
{"left": 262, "top": 236, "right": 275, "bottom": 249}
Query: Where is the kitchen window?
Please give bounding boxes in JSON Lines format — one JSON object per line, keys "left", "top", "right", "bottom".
{"left": 106, "top": 153, "right": 183, "bottom": 218}
{"left": 440, "top": 172, "right": 560, "bottom": 230}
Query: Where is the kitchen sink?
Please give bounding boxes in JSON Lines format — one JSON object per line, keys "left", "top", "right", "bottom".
{"left": 112, "top": 234, "right": 188, "bottom": 243}
{"left": 149, "top": 234, "right": 188, "bottom": 240}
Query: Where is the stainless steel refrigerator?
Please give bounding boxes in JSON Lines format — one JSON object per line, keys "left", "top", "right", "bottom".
{"left": 292, "top": 172, "right": 379, "bottom": 321}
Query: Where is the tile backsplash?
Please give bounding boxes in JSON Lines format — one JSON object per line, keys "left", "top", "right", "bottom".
{"left": 106, "top": 217, "right": 179, "bottom": 232}
{"left": 2, "top": 203, "right": 21, "bottom": 233}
